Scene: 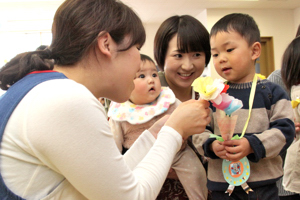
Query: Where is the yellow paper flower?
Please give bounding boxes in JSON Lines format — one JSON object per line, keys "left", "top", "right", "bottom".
{"left": 192, "top": 77, "right": 225, "bottom": 103}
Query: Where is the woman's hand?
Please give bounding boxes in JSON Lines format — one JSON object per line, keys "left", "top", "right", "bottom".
{"left": 165, "top": 99, "right": 211, "bottom": 140}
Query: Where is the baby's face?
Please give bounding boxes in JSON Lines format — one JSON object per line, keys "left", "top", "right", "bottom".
{"left": 210, "top": 30, "right": 258, "bottom": 83}
{"left": 129, "top": 60, "right": 161, "bottom": 105}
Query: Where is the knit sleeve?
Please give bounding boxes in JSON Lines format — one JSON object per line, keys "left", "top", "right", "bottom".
{"left": 246, "top": 83, "right": 295, "bottom": 162}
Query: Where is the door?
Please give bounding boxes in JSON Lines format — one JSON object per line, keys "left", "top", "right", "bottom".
{"left": 255, "top": 37, "right": 275, "bottom": 77}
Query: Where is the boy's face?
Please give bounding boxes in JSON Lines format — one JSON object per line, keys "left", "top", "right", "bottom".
{"left": 164, "top": 34, "right": 206, "bottom": 90}
{"left": 210, "top": 31, "right": 260, "bottom": 83}
{"left": 129, "top": 60, "right": 161, "bottom": 105}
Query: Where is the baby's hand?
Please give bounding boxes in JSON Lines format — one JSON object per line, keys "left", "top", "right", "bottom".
{"left": 211, "top": 140, "right": 227, "bottom": 159}
{"left": 223, "top": 138, "right": 253, "bottom": 162}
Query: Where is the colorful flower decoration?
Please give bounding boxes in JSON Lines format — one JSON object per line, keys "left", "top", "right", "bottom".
{"left": 192, "top": 77, "right": 243, "bottom": 116}
{"left": 193, "top": 77, "right": 253, "bottom": 194}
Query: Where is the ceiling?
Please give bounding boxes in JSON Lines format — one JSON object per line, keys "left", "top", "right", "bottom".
{"left": 123, "top": 0, "right": 300, "bottom": 23}
{"left": 0, "top": 0, "right": 299, "bottom": 24}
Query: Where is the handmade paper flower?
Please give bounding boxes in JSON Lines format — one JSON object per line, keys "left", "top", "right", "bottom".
{"left": 212, "top": 93, "right": 232, "bottom": 110}
{"left": 223, "top": 98, "right": 243, "bottom": 116}
{"left": 192, "top": 76, "right": 243, "bottom": 116}
{"left": 192, "top": 77, "right": 225, "bottom": 104}
{"left": 196, "top": 77, "right": 252, "bottom": 193}
{"left": 217, "top": 114, "right": 238, "bottom": 141}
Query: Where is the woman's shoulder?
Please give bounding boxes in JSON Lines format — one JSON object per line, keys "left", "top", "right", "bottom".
{"left": 25, "top": 79, "right": 101, "bottom": 112}
{"left": 33, "top": 79, "right": 92, "bottom": 98}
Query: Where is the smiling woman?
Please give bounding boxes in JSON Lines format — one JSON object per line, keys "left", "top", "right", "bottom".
{"left": 154, "top": 15, "right": 211, "bottom": 103}
{"left": 154, "top": 14, "right": 211, "bottom": 200}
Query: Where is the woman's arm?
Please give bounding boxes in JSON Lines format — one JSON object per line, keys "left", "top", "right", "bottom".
{"left": 25, "top": 81, "right": 182, "bottom": 200}
{"left": 109, "top": 119, "right": 124, "bottom": 153}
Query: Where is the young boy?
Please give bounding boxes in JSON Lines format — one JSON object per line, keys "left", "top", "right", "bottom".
{"left": 193, "top": 13, "right": 295, "bottom": 200}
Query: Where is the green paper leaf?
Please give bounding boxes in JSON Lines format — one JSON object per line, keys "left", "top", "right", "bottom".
{"left": 231, "top": 135, "right": 241, "bottom": 140}
{"left": 209, "top": 134, "right": 224, "bottom": 142}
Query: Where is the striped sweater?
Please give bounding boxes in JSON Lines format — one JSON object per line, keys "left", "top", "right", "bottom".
{"left": 193, "top": 79, "right": 295, "bottom": 191}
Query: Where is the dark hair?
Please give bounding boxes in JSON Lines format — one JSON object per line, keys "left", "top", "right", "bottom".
{"left": 154, "top": 15, "right": 211, "bottom": 71}
{"left": 36, "top": 45, "right": 49, "bottom": 51}
{"left": 141, "top": 54, "right": 155, "bottom": 64}
{"left": 0, "top": 0, "right": 145, "bottom": 90}
{"left": 210, "top": 13, "right": 261, "bottom": 46}
{"left": 281, "top": 37, "right": 300, "bottom": 91}
{"left": 296, "top": 24, "right": 300, "bottom": 37}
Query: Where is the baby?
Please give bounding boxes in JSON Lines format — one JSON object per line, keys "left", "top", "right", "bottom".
{"left": 108, "top": 54, "right": 207, "bottom": 200}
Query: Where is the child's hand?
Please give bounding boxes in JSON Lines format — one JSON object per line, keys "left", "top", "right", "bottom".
{"left": 223, "top": 138, "right": 253, "bottom": 162}
{"left": 211, "top": 140, "right": 227, "bottom": 159}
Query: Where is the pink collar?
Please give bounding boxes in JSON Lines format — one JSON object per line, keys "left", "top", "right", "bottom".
{"left": 28, "top": 70, "right": 58, "bottom": 75}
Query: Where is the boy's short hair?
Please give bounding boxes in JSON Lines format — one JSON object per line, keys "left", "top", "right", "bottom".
{"left": 154, "top": 15, "right": 211, "bottom": 71}
{"left": 210, "top": 13, "right": 260, "bottom": 46}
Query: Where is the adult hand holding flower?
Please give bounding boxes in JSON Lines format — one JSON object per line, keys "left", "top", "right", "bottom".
{"left": 192, "top": 77, "right": 242, "bottom": 116}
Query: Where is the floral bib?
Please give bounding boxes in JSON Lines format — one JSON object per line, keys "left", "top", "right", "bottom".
{"left": 108, "top": 87, "right": 176, "bottom": 124}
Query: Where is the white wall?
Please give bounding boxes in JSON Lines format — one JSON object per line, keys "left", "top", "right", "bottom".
{"left": 140, "top": 23, "right": 160, "bottom": 59}
{"left": 207, "top": 8, "right": 297, "bottom": 79}
{"left": 294, "top": 7, "right": 300, "bottom": 33}
{"left": 2, "top": 5, "right": 298, "bottom": 80}
{"left": 142, "top": 8, "right": 299, "bottom": 79}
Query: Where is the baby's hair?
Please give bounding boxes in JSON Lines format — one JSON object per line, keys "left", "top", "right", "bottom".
{"left": 154, "top": 15, "right": 210, "bottom": 71}
{"left": 281, "top": 37, "right": 300, "bottom": 91}
{"left": 141, "top": 54, "right": 155, "bottom": 64}
{"left": 210, "top": 13, "right": 260, "bottom": 46}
